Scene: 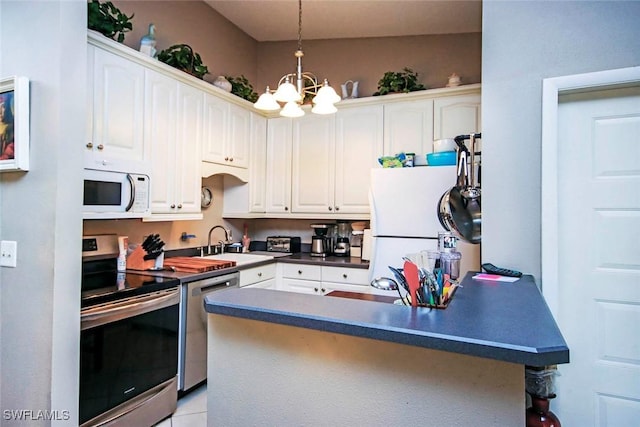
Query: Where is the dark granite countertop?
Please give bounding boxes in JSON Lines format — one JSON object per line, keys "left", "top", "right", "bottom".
{"left": 204, "top": 272, "right": 569, "bottom": 366}
{"left": 278, "top": 253, "right": 370, "bottom": 269}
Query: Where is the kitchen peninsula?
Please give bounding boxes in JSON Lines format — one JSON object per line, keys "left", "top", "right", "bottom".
{"left": 204, "top": 273, "right": 568, "bottom": 426}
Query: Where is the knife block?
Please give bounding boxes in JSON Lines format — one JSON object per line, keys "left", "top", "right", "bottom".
{"left": 126, "top": 245, "right": 157, "bottom": 271}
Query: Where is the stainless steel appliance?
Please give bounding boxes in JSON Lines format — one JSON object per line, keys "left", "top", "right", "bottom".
{"left": 180, "top": 272, "right": 239, "bottom": 392}
{"left": 80, "top": 235, "right": 180, "bottom": 427}
{"left": 310, "top": 223, "right": 336, "bottom": 257}
{"left": 266, "top": 236, "right": 302, "bottom": 253}
{"left": 83, "top": 169, "right": 151, "bottom": 219}
{"left": 334, "top": 221, "right": 351, "bottom": 257}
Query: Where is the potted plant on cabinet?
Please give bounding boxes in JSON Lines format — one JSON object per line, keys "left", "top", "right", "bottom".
{"left": 87, "top": 0, "right": 134, "bottom": 43}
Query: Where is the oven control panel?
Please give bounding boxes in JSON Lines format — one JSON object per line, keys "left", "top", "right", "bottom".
{"left": 82, "top": 234, "right": 119, "bottom": 260}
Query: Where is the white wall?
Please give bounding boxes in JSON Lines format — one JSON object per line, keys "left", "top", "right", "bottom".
{"left": 481, "top": 1, "right": 640, "bottom": 283}
{"left": 0, "top": 1, "right": 85, "bottom": 424}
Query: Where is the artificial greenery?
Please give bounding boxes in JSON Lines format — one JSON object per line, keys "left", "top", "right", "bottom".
{"left": 373, "top": 67, "right": 426, "bottom": 96}
{"left": 225, "top": 75, "right": 259, "bottom": 103}
{"left": 87, "top": 0, "right": 134, "bottom": 43}
{"left": 157, "top": 44, "right": 209, "bottom": 80}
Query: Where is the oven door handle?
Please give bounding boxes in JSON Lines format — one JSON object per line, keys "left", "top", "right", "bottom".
{"left": 81, "top": 288, "right": 179, "bottom": 331}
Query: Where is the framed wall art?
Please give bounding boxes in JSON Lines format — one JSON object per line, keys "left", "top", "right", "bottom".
{"left": 0, "top": 76, "right": 29, "bottom": 172}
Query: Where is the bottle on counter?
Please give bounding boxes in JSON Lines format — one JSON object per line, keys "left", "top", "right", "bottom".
{"left": 117, "top": 236, "right": 128, "bottom": 272}
{"left": 438, "top": 232, "right": 461, "bottom": 280}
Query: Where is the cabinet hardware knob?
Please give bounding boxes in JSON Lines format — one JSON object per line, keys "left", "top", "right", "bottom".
{"left": 102, "top": 160, "right": 108, "bottom": 165}
{"left": 224, "top": 157, "right": 229, "bottom": 161}
{"left": 171, "top": 204, "right": 176, "bottom": 209}
{"left": 328, "top": 206, "right": 332, "bottom": 211}
{"left": 177, "top": 204, "right": 182, "bottom": 209}
{"left": 97, "top": 144, "right": 104, "bottom": 150}
{"left": 343, "top": 274, "right": 347, "bottom": 279}
{"left": 258, "top": 272, "right": 262, "bottom": 277}
{"left": 229, "top": 157, "right": 233, "bottom": 162}
{"left": 321, "top": 288, "right": 326, "bottom": 293}
{"left": 86, "top": 142, "right": 93, "bottom": 149}
{"left": 298, "top": 270, "right": 302, "bottom": 274}
{"left": 284, "top": 207, "right": 289, "bottom": 211}
{"left": 314, "top": 287, "right": 319, "bottom": 292}
{"left": 335, "top": 206, "right": 340, "bottom": 211}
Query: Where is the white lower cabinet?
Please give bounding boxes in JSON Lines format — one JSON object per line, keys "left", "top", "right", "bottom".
{"left": 240, "top": 263, "right": 277, "bottom": 288}
{"left": 279, "top": 263, "right": 370, "bottom": 295}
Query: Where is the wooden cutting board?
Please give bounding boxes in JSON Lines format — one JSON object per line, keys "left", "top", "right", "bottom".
{"left": 163, "top": 257, "right": 236, "bottom": 273}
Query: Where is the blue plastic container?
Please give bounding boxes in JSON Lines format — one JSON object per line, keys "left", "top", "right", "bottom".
{"left": 426, "top": 151, "right": 456, "bottom": 166}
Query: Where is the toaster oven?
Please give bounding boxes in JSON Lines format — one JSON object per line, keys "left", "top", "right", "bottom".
{"left": 266, "top": 236, "right": 301, "bottom": 253}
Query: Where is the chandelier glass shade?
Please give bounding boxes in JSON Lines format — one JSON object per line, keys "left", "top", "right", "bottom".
{"left": 253, "top": 0, "right": 340, "bottom": 118}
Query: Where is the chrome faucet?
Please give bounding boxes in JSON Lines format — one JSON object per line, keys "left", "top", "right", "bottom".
{"left": 207, "top": 225, "right": 232, "bottom": 255}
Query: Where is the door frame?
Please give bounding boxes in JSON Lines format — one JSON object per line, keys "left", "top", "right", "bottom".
{"left": 540, "top": 65, "right": 640, "bottom": 316}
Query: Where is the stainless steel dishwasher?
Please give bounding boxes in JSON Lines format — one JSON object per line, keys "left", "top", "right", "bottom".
{"left": 179, "top": 272, "right": 239, "bottom": 392}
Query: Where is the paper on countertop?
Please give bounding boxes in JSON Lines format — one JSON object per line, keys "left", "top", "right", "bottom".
{"left": 473, "top": 273, "right": 520, "bottom": 283}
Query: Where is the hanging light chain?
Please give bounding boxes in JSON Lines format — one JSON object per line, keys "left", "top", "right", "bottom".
{"left": 297, "top": 0, "right": 303, "bottom": 52}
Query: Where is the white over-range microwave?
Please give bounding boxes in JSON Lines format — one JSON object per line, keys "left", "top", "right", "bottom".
{"left": 83, "top": 169, "right": 150, "bottom": 219}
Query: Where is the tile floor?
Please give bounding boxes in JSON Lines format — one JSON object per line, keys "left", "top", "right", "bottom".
{"left": 155, "top": 384, "right": 207, "bottom": 427}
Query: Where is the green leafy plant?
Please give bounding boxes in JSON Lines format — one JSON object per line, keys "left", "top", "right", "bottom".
{"left": 87, "top": 0, "right": 134, "bottom": 43}
{"left": 157, "top": 44, "right": 209, "bottom": 80}
{"left": 225, "top": 75, "right": 259, "bottom": 103}
{"left": 373, "top": 67, "right": 426, "bottom": 96}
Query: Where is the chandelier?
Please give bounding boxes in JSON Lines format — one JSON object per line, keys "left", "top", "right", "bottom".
{"left": 253, "top": 0, "right": 341, "bottom": 117}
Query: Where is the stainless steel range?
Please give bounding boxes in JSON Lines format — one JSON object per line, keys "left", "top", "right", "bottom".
{"left": 80, "top": 234, "right": 180, "bottom": 427}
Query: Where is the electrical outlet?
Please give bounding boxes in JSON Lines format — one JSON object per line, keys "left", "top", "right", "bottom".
{"left": 0, "top": 240, "right": 17, "bottom": 268}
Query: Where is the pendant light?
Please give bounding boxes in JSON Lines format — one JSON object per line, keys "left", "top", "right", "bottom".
{"left": 253, "top": 0, "right": 340, "bottom": 117}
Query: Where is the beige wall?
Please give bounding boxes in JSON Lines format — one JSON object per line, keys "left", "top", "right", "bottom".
{"left": 114, "top": 1, "right": 258, "bottom": 84}
{"left": 258, "top": 33, "right": 481, "bottom": 98}
{"left": 114, "top": 1, "right": 480, "bottom": 99}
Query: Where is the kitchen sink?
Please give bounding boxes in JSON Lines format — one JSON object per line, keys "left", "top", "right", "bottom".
{"left": 200, "top": 253, "right": 274, "bottom": 266}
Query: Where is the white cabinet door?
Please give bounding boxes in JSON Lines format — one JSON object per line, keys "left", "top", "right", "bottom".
{"left": 145, "top": 69, "right": 202, "bottom": 217}
{"left": 174, "top": 83, "right": 203, "bottom": 214}
{"left": 433, "top": 93, "right": 481, "bottom": 142}
{"left": 334, "top": 105, "right": 383, "bottom": 214}
{"left": 202, "top": 93, "right": 227, "bottom": 165}
{"left": 291, "top": 114, "right": 335, "bottom": 213}
{"left": 383, "top": 99, "right": 434, "bottom": 157}
{"left": 202, "top": 95, "right": 250, "bottom": 169}
{"left": 249, "top": 113, "right": 267, "bottom": 213}
{"left": 227, "top": 103, "right": 250, "bottom": 168}
{"left": 88, "top": 45, "right": 146, "bottom": 173}
{"left": 265, "top": 118, "right": 293, "bottom": 213}
{"left": 280, "top": 278, "right": 324, "bottom": 295}
{"left": 145, "top": 69, "right": 178, "bottom": 214}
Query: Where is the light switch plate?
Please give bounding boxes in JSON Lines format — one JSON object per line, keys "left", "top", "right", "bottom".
{"left": 0, "top": 240, "right": 17, "bottom": 268}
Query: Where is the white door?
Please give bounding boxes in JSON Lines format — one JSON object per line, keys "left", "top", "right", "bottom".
{"left": 554, "top": 85, "right": 640, "bottom": 425}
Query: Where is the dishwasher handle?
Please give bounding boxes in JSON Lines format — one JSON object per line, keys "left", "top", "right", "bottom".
{"left": 191, "top": 274, "right": 239, "bottom": 297}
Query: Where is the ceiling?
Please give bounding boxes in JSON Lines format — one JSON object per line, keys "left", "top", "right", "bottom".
{"left": 204, "top": 0, "right": 483, "bottom": 42}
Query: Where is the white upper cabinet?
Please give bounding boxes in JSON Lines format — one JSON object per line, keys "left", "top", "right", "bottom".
{"left": 87, "top": 44, "right": 147, "bottom": 173}
{"left": 433, "top": 93, "right": 482, "bottom": 142}
{"left": 334, "top": 105, "right": 384, "bottom": 214}
{"left": 265, "top": 117, "right": 293, "bottom": 213}
{"left": 291, "top": 114, "right": 336, "bottom": 213}
{"left": 202, "top": 95, "right": 250, "bottom": 169}
{"left": 248, "top": 113, "right": 267, "bottom": 212}
{"left": 144, "top": 69, "right": 203, "bottom": 220}
{"left": 383, "top": 98, "right": 434, "bottom": 157}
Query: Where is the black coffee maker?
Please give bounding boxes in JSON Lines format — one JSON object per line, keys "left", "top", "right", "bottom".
{"left": 310, "top": 223, "right": 336, "bottom": 257}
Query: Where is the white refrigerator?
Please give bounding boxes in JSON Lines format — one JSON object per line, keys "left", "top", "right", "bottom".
{"left": 368, "top": 166, "right": 480, "bottom": 284}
